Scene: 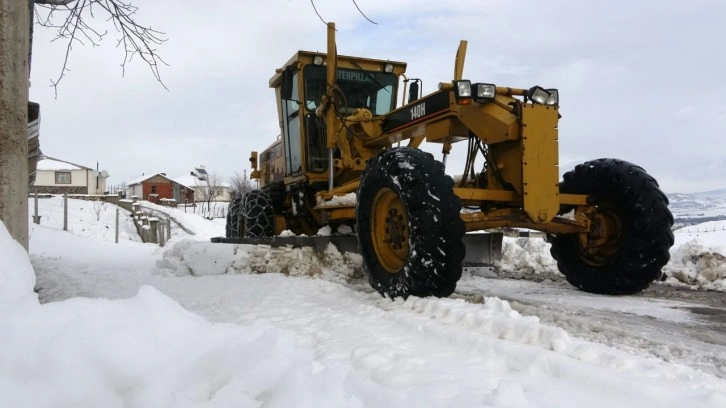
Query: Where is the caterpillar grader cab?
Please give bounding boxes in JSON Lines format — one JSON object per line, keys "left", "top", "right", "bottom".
{"left": 220, "top": 23, "right": 674, "bottom": 299}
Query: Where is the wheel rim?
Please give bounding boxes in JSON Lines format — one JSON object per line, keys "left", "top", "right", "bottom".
{"left": 577, "top": 204, "right": 623, "bottom": 266}
{"left": 371, "top": 187, "right": 410, "bottom": 273}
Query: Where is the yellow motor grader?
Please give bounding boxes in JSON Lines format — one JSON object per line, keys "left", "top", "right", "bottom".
{"left": 220, "top": 23, "right": 674, "bottom": 299}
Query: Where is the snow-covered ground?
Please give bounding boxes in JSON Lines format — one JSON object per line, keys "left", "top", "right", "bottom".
{"left": 1, "top": 196, "right": 726, "bottom": 407}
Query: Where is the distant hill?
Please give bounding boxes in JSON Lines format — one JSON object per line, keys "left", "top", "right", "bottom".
{"left": 667, "top": 189, "right": 726, "bottom": 225}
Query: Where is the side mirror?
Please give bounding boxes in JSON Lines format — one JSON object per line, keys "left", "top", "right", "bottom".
{"left": 408, "top": 81, "right": 419, "bottom": 103}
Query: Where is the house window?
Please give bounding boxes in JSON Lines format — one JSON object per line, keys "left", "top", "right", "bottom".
{"left": 151, "top": 185, "right": 157, "bottom": 194}
{"left": 55, "top": 171, "right": 71, "bottom": 184}
{"left": 215, "top": 188, "right": 224, "bottom": 196}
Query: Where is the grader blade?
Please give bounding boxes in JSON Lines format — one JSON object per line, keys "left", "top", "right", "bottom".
{"left": 210, "top": 233, "right": 503, "bottom": 271}
{"left": 211, "top": 235, "right": 360, "bottom": 254}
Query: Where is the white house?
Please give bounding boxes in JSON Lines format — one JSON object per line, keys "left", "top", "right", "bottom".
{"left": 33, "top": 156, "right": 109, "bottom": 195}
{"left": 174, "top": 166, "right": 232, "bottom": 203}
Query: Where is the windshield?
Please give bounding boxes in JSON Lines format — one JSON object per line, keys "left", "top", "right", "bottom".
{"left": 303, "top": 65, "right": 397, "bottom": 116}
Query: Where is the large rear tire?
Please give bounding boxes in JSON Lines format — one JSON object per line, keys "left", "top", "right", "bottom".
{"left": 357, "top": 147, "right": 466, "bottom": 299}
{"left": 549, "top": 159, "right": 674, "bottom": 294}
{"left": 243, "top": 190, "right": 274, "bottom": 238}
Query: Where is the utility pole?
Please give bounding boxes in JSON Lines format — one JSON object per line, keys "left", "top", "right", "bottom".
{"left": 0, "top": 1, "right": 30, "bottom": 249}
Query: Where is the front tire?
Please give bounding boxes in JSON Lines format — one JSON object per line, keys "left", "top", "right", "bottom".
{"left": 357, "top": 147, "right": 466, "bottom": 299}
{"left": 549, "top": 159, "right": 674, "bottom": 294}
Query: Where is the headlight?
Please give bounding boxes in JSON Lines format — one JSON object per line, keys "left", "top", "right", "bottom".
{"left": 313, "top": 55, "right": 324, "bottom": 65}
{"left": 473, "top": 83, "right": 496, "bottom": 103}
{"left": 384, "top": 63, "right": 394, "bottom": 73}
{"left": 545, "top": 89, "right": 559, "bottom": 106}
{"left": 527, "top": 86, "right": 559, "bottom": 106}
{"left": 528, "top": 86, "right": 550, "bottom": 104}
{"left": 453, "top": 80, "right": 472, "bottom": 105}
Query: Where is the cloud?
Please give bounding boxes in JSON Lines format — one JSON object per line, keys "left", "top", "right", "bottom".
{"left": 28, "top": 0, "right": 726, "bottom": 194}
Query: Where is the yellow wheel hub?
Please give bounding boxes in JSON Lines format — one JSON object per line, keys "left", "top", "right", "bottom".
{"left": 371, "top": 187, "right": 410, "bottom": 273}
{"left": 578, "top": 205, "right": 623, "bottom": 266}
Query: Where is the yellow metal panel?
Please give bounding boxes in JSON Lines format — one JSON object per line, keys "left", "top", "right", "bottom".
{"left": 453, "top": 96, "right": 520, "bottom": 144}
{"left": 453, "top": 188, "right": 518, "bottom": 202}
{"left": 321, "top": 206, "right": 356, "bottom": 221}
{"left": 559, "top": 193, "right": 589, "bottom": 206}
{"left": 488, "top": 141, "right": 524, "bottom": 194}
{"left": 521, "top": 104, "right": 559, "bottom": 223}
{"left": 274, "top": 215, "right": 287, "bottom": 235}
{"left": 424, "top": 118, "right": 470, "bottom": 144}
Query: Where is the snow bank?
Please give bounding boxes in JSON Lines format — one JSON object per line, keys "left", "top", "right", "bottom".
{"left": 495, "top": 231, "right": 726, "bottom": 292}
{"left": 0, "top": 284, "right": 369, "bottom": 407}
{"left": 392, "top": 295, "right": 571, "bottom": 353}
{"left": 0, "top": 222, "right": 37, "bottom": 304}
{"left": 498, "top": 237, "right": 560, "bottom": 276}
{"left": 16, "top": 190, "right": 726, "bottom": 407}
{"left": 661, "top": 222, "right": 726, "bottom": 291}
{"left": 663, "top": 241, "right": 726, "bottom": 291}
{"left": 157, "top": 240, "right": 364, "bottom": 283}
{"left": 1, "top": 222, "right": 369, "bottom": 407}
{"left": 155, "top": 239, "right": 238, "bottom": 276}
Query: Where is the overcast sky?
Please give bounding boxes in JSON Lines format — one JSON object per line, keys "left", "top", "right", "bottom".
{"left": 29, "top": 0, "right": 726, "bottom": 193}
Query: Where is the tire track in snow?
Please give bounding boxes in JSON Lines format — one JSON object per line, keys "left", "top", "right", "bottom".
{"left": 455, "top": 274, "right": 726, "bottom": 379}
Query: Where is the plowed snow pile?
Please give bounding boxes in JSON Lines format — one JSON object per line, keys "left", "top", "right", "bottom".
{"left": 497, "top": 235, "right": 726, "bottom": 291}
{"left": 157, "top": 239, "right": 363, "bottom": 282}
{"left": 664, "top": 220, "right": 726, "bottom": 290}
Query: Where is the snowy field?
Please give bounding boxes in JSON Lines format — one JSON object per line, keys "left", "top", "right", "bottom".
{"left": 1, "top": 196, "right": 725, "bottom": 407}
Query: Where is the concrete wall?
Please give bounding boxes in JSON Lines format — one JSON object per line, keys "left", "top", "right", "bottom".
{"left": 32, "top": 185, "right": 87, "bottom": 195}
{"left": 0, "top": 2, "right": 29, "bottom": 249}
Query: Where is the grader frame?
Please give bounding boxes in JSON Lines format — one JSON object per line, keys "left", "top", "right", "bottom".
{"left": 231, "top": 22, "right": 673, "bottom": 298}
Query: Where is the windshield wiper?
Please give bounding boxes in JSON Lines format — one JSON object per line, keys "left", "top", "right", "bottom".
{"left": 350, "top": 61, "right": 390, "bottom": 94}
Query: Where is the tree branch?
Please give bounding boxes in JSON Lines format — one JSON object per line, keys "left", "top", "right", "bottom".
{"left": 33, "top": 0, "right": 168, "bottom": 97}
{"left": 352, "top": 0, "right": 377, "bottom": 25}
{"left": 308, "top": 0, "right": 377, "bottom": 26}
{"left": 35, "top": 0, "right": 74, "bottom": 5}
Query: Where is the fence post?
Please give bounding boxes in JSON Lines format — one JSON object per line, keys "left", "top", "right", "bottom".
{"left": 158, "top": 221, "right": 165, "bottom": 247}
{"left": 115, "top": 208, "right": 119, "bottom": 243}
{"left": 166, "top": 218, "right": 171, "bottom": 240}
{"left": 149, "top": 218, "right": 158, "bottom": 243}
{"left": 32, "top": 192, "right": 41, "bottom": 224}
{"left": 63, "top": 193, "right": 68, "bottom": 231}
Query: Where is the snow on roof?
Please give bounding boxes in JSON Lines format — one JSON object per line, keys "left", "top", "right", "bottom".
{"left": 173, "top": 174, "right": 199, "bottom": 189}
{"left": 173, "top": 172, "right": 231, "bottom": 189}
{"left": 127, "top": 173, "right": 176, "bottom": 186}
{"left": 36, "top": 156, "right": 89, "bottom": 171}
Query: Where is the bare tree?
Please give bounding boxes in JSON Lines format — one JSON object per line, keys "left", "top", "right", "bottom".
{"left": 228, "top": 170, "right": 253, "bottom": 201}
{"left": 31, "top": 0, "right": 168, "bottom": 96}
{"left": 90, "top": 198, "right": 105, "bottom": 221}
{"left": 195, "top": 172, "right": 223, "bottom": 220}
